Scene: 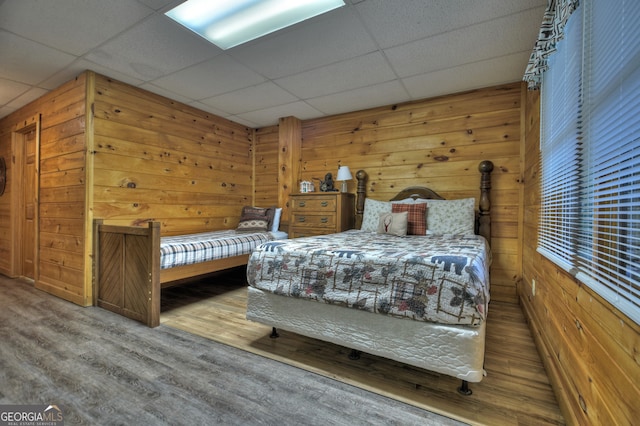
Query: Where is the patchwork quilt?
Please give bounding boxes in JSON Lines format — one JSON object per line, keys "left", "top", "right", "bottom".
{"left": 247, "top": 230, "right": 490, "bottom": 326}
{"left": 160, "top": 230, "right": 274, "bottom": 269}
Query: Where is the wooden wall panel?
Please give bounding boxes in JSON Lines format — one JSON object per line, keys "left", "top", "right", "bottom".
{"left": 296, "top": 83, "right": 523, "bottom": 303}
{"left": 0, "top": 73, "right": 88, "bottom": 305}
{"left": 520, "top": 88, "right": 639, "bottom": 425}
{"left": 91, "top": 74, "right": 254, "bottom": 236}
{"left": 254, "top": 124, "right": 280, "bottom": 208}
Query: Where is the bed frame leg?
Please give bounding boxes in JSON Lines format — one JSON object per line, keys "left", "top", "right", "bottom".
{"left": 270, "top": 327, "right": 279, "bottom": 338}
{"left": 457, "top": 380, "right": 472, "bottom": 396}
{"left": 348, "top": 349, "right": 361, "bottom": 360}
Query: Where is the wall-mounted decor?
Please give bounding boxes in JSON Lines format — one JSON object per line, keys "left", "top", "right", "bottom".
{"left": 0, "top": 157, "right": 6, "bottom": 196}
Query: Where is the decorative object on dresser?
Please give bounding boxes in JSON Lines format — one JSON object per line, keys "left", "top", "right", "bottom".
{"left": 299, "top": 180, "right": 314, "bottom": 193}
{"left": 336, "top": 165, "right": 353, "bottom": 192}
{"left": 289, "top": 192, "right": 355, "bottom": 238}
{"left": 319, "top": 172, "right": 336, "bottom": 192}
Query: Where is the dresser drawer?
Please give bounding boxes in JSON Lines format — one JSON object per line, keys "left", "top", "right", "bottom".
{"left": 290, "top": 212, "right": 336, "bottom": 228}
{"left": 291, "top": 196, "right": 336, "bottom": 212}
{"left": 289, "top": 228, "right": 336, "bottom": 238}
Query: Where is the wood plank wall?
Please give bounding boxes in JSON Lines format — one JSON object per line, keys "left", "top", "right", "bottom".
{"left": 0, "top": 74, "right": 88, "bottom": 304}
{"left": 520, "top": 88, "right": 639, "bottom": 424}
{"left": 254, "top": 125, "right": 280, "bottom": 209}
{"left": 262, "top": 83, "right": 523, "bottom": 303}
{"left": 91, "top": 73, "right": 254, "bottom": 236}
{"left": 1, "top": 71, "right": 256, "bottom": 306}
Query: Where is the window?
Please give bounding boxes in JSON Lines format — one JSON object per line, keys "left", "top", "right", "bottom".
{"left": 539, "top": 0, "right": 640, "bottom": 324}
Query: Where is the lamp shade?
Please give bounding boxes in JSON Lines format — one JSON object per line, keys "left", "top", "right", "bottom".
{"left": 336, "top": 166, "right": 352, "bottom": 181}
{"left": 336, "top": 166, "right": 352, "bottom": 192}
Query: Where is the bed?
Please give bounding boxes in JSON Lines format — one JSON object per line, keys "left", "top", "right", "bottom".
{"left": 246, "top": 160, "right": 494, "bottom": 394}
{"left": 93, "top": 206, "right": 287, "bottom": 327}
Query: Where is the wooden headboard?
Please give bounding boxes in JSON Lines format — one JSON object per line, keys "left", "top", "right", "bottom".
{"left": 353, "top": 160, "right": 494, "bottom": 242}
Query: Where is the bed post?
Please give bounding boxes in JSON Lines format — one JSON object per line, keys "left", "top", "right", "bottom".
{"left": 355, "top": 170, "right": 367, "bottom": 230}
{"left": 478, "top": 160, "right": 494, "bottom": 243}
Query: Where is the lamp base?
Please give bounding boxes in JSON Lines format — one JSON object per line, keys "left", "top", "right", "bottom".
{"left": 341, "top": 182, "right": 348, "bottom": 192}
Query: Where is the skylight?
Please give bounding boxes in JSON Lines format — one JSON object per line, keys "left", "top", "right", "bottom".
{"left": 165, "top": 0, "right": 346, "bottom": 50}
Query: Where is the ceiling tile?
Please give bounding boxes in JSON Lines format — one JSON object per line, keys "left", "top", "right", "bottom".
{"left": 402, "top": 51, "right": 532, "bottom": 100}
{"left": 84, "top": 14, "right": 220, "bottom": 81}
{"left": 355, "top": 0, "right": 545, "bottom": 48}
{"left": 0, "top": 0, "right": 154, "bottom": 56}
{"left": 0, "top": 78, "right": 30, "bottom": 104}
{"left": 306, "top": 80, "right": 409, "bottom": 116}
{"left": 236, "top": 101, "right": 325, "bottom": 128}
{"left": 7, "top": 86, "right": 49, "bottom": 108}
{"left": 150, "top": 55, "right": 266, "bottom": 100}
{"left": 0, "top": 31, "right": 76, "bottom": 84}
{"left": 275, "top": 52, "right": 397, "bottom": 99}
{"left": 187, "top": 101, "right": 231, "bottom": 120}
{"left": 384, "top": 7, "right": 545, "bottom": 78}
{"left": 229, "top": 7, "right": 378, "bottom": 79}
{"left": 200, "top": 82, "right": 298, "bottom": 115}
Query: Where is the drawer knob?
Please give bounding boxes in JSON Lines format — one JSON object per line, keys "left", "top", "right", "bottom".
{"left": 298, "top": 216, "right": 306, "bottom": 222}
{"left": 320, "top": 201, "right": 328, "bottom": 207}
{"left": 298, "top": 201, "right": 306, "bottom": 207}
{"left": 320, "top": 217, "right": 328, "bottom": 223}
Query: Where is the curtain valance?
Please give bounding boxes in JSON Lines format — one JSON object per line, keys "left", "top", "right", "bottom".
{"left": 523, "top": 0, "right": 580, "bottom": 89}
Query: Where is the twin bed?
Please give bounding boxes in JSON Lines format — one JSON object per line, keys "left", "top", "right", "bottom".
{"left": 93, "top": 211, "right": 286, "bottom": 327}
{"left": 93, "top": 160, "right": 493, "bottom": 393}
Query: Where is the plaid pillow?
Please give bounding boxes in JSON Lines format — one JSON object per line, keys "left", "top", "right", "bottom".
{"left": 391, "top": 202, "right": 427, "bottom": 235}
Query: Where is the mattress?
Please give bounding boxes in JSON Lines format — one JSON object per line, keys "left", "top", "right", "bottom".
{"left": 247, "top": 230, "right": 490, "bottom": 326}
{"left": 160, "top": 230, "right": 279, "bottom": 269}
{"left": 246, "top": 286, "right": 487, "bottom": 382}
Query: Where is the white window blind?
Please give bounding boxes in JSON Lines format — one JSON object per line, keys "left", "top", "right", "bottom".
{"left": 539, "top": 0, "right": 640, "bottom": 325}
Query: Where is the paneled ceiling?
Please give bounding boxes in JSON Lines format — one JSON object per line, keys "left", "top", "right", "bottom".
{"left": 0, "top": 0, "right": 545, "bottom": 128}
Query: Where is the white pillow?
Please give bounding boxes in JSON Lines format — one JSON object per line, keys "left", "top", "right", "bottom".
{"left": 377, "top": 212, "right": 408, "bottom": 236}
{"left": 426, "top": 198, "right": 476, "bottom": 235}
{"left": 390, "top": 197, "right": 429, "bottom": 204}
{"left": 361, "top": 198, "right": 391, "bottom": 232}
{"left": 271, "top": 208, "right": 282, "bottom": 232}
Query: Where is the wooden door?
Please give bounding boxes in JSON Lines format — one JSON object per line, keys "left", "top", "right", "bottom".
{"left": 21, "top": 129, "right": 37, "bottom": 279}
{"left": 11, "top": 115, "right": 40, "bottom": 281}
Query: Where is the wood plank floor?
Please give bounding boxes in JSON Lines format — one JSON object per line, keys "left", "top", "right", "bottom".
{"left": 161, "top": 268, "right": 565, "bottom": 426}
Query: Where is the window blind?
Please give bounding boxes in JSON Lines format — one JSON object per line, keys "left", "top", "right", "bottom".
{"left": 538, "top": 0, "right": 640, "bottom": 325}
{"left": 539, "top": 7, "right": 583, "bottom": 273}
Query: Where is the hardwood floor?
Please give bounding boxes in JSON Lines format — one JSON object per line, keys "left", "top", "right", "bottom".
{"left": 161, "top": 268, "right": 565, "bottom": 426}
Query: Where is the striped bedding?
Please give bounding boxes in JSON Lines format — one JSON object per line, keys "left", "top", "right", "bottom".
{"left": 160, "top": 230, "right": 275, "bottom": 270}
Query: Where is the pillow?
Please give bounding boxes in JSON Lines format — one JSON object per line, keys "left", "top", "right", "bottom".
{"left": 425, "top": 198, "right": 476, "bottom": 235}
{"left": 376, "top": 212, "right": 408, "bottom": 236}
{"left": 236, "top": 206, "right": 274, "bottom": 233}
{"left": 361, "top": 198, "right": 392, "bottom": 232}
{"left": 390, "top": 197, "right": 428, "bottom": 204}
{"left": 237, "top": 218, "right": 269, "bottom": 232}
{"left": 391, "top": 202, "right": 427, "bottom": 235}
{"left": 271, "top": 208, "right": 283, "bottom": 232}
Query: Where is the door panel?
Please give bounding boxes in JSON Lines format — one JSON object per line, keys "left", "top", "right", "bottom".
{"left": 21, "top": 129, "right": 37, "bottom": 279}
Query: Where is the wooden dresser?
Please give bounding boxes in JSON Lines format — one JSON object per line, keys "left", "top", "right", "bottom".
{"left": 289, "top": 192, "right": 355, "bottom": 238}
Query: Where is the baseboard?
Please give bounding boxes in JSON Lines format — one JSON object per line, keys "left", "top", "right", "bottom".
{"left": 518, "top": 292, "right": 577, "bottom": 425}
